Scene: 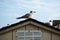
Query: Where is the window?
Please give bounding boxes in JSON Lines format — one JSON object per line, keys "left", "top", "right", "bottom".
{"left": 16, "top": 30, "right": 42, "bottom": 40}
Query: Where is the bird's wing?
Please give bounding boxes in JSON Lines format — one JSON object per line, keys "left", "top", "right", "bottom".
{"left": 21, "top": 13, "right": 30, "bottom": 18}
{"left": 16, "top": 13, "right": 30, "bottom": 19}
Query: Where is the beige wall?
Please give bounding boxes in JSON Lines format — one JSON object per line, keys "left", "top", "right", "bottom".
{"left": 0, "top": 31, "right": 12, "bottom": 40}
{"left": 14, "top": 24, "right": 51, "bottom": 40}
{"left": 42, "top": 30, "right": 51, "bottom": 40}
{"left": 52, "top": 33, "right": 60, "bottom": 40}
{"left": 0, "top": 24, "right": 60, "bottom": 40}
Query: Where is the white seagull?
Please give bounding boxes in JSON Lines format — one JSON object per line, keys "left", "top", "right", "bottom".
{"left": 16, "top": 11, "right": 35, "bottom": 19}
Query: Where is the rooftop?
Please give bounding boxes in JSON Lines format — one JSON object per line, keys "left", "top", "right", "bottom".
{"left": 0, "top": 18, "right": 60, "bottom": 31}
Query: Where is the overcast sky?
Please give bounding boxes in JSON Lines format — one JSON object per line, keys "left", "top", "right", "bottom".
{"left": 0, "top": 0, "right": 60, "bottom": 28}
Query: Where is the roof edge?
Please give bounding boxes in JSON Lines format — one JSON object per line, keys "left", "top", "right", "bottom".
{"left": 0, "top": 18, "right": 60, "bottom": 31}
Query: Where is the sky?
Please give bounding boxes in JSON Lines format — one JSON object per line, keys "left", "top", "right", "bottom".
{"left": 0, "top": 0, "right": 60, "bottom": 28}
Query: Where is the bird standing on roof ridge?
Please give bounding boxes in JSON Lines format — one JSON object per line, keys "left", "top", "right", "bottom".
{"left": 16, "top": 11, "right": 35, "bottom": 19}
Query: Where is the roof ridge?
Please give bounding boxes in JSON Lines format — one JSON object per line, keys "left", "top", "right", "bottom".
{"left": 0, "top": 18, "right": 60, "bottom": 31}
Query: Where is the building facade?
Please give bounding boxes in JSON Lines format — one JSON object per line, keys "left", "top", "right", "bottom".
{"left": 0, "top": 18, "right": 60, "bottom": 40}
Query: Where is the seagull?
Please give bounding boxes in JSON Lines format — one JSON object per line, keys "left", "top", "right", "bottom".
{"left": 16, "top": 11, "right": 35, "bottom": 19}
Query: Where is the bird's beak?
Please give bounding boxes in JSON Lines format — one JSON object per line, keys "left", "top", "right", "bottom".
{"left": 33, "top": 11, "right": 36, "bottom": 13}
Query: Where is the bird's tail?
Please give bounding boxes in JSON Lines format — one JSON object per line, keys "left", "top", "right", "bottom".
{"left": 16, "top": 17, "right": 27, "bottom": 19}
{"left": 16, "top": 17, "right": 22, "bottom": 19}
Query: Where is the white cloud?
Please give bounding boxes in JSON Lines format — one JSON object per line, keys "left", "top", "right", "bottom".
{"left": 0, "top": 13, "right": 20, "bottom": 17}
{"left": 1, "top": 0, "right": 60, "bottom": 20}
{"left": 0, "top": 0, "right": 60, "bottom": 27}
{"left": 16, "top": 0, "right": 60, "bottom": 20}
